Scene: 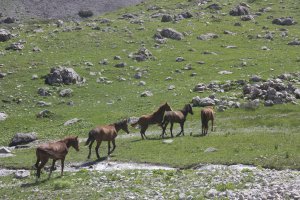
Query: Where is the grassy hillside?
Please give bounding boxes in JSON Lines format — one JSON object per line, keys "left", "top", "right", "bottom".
{"left": 0, "top": 0, "right": 300, "bottom": 169}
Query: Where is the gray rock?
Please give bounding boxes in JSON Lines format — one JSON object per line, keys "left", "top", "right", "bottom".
{"left": 161, "top": 14, "right": 173, "bottom": 22}
{"left": 0, "top": 72, "right": 7, "bottom": 78}
{"left": 192, "top": 96, "right": 215, "bottom": 107}
{"left": 176, "top": 57, "right": 185, "bottom": 62}
{"left": 0, "top": 147, "right": 11, "bottom": 153}
{"left": 130, "top": 47, "right": 153, "bottom": 62}
{"left": 36, "top": 101, "right": 52, "bottom": 107}
{"left": 141, "top": 91, "right": 153, "bottom": 97}
{"left": 15, "top": 170, "right": 30, "bottom": 179}
{"left": 241, "top": 15, "right": 255, "bottom": 21}
{"left": 114, "top": 62, "right": 127, "bottom": 68}
{"left": 230, "top": 5, "right": 250, "bottom": 16}
{"left": 59, "top": 88, "right": 73, "bottom": 97}
{"left": 288, "top": 40, "right": 300, "bottom": 45}
{"left": 6, "top": 42, "right": 24, "bottom": 50}
{"left": 134, "top": 72, "right": 142, "bottom": 79}
{"left": 9, "top": 132, "right": 37, "bottom": 147}
{"left": 37, "top": 87, "right": 51, "bottom": 96}
{"left": 272, "top": 17, "right": 296, "bottom": 26}
{"left": 168, "top": 85, "right": 175, "bottom": 90}
{"left": 193, "top": 83, "right": 206, "bottom": 92}
{"left": 99, "top": 59, "right": 109, "bottom": 65}
{"left": 45, "top": 66, "right": 84, "bottom": 85}
{"left": 160, "top": 28, "right": 184, "bottom": 40}
{"left": 0, "top": 112, "right": 8, "bottom": 121}
{"left": 294, "top": 89, "right": 300, "bottom": 99}
{"left": 138, "top": 81, "right": 146, "bottom": 86}
{"left": 0, "top": 29, "right": 13, "bottom": 42}
{"left": 207, "top": 3, "right": 222, "bottom": 10}
{"left": 162, "top": 139, "right": 173, "bottom": 144}
{"left": 36, "top": 110, "right": 53, "bottom": 118}
{"left": 250, "top": 75, "right": 262, "bottom": 82}
{"left": 64, "top": 118, "right": 81, "bottom": 126}
{"left": 264, "top": 100, "right": 274, "bottom": 107}
{"left": 114, "top": 55, "right": 121, "bottom": 60}
{"left": 204, "top": 147, "right": 218, "bottom": 153}
{"left": 197, "top": 33, "right": 218, "bottom": 40}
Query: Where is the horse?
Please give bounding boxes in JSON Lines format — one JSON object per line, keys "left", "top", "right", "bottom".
{"left": 200, "top": 106, "right": 215, "bottom": 136}
{"left": 131, "top": 102, "right": 172, "bottom": 139}
{"left": 161, "top": 103, "right": 193, "bottom": 138}
{"left": 34, "top": 136, "right": 79, "bottom": 180}
{"left": 85, "top": 119, "right": 129, "bottom": 159}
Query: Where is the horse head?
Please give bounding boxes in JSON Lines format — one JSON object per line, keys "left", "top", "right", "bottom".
{"left": 70, "top": 136, "right": 80, "bottom": 151}
{"left": 121, "top": 119, "right": 130, "bottom": 134}
{"left": 164, "top": 102, "right": 172, "bottom": 111}
{"left": 188, "top": 104, "right": 194, "bottom": 115}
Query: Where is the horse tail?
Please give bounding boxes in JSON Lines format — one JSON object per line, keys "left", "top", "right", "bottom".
{"left": 85, "top": 130, "right": 95, "bottom": 146}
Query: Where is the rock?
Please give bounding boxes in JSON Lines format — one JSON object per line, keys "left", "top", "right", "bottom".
{"left": 6, "top": 42, "right": 24, "bottom": 50}
{"left": 114, "top": 62, "right": 127, "bottom": 68}
{"left": 141, "top": 91, "right": 153, "bottom": 97}
{"left": 0, "top": 147, "right": 11, "bottom": 153}
{"left": 272, "top": 17, "right": 296, "bottom": 26}
{"left": 229, "top": 5, "right": 250, "bottom": 16}
{"left": 0, "top": 72, "right": 7, "bottom": 78}
{"left": 197, "top": 33, "right": 218, "bottom": 40}
{"left": 218, "top": 70, "right": 233, "bottom": 75}
{"left": 206, "top": 189, "right": 218, "bottom": 198}
{"left": 162, "top": 139, "right": 173, "bottom": 144}
{"left": 130, "top": 47, "right": 153, "bottom": 62}
{"left": 56, "top": 20, "right": 64, "bottom": 27}
{"left": 99, "top": 59, "right": 109, "bottom": 65}
{"left": 176, "top": 57, "right": 185, "bottom": 62}
{"left": 0, "top": 112, "right": 8, "bottom": 121}
{"left": 3, "top": 17, "right": 16, "bottom": 24}
{"left": 138, "top": 81, "right": 146, "bottom": 86}
{"left": 0, "top": 29, "right": 13, "bottom": 42}
{"left": 161, "top": 14, "right": 173, "bottom": 22}
{"left": 37, "top": 87, "right": 51, "bottom": 96}
{"left": 207, "top": 3, "right": 222, "bottom": 10}
{"left": 294, "top": 89, "right": 300, "bottom": 99}
{"left": 193, "top": 83, "right": 206, "bottom": 92}
{"left": 168, "top": 85, "right": 175, "bottom": 90}
{"left": 59, "top": 88, "right": 73, "bottom": 97}
{"left": 9, "top": 132, "right": 37, "bottom": 147}
{"left": 64, "top": 118, "right": 81, "bottom": 126}
{"left": 114, "top": 55, "right": 121, "bottom": 60}
{"left": 36, "top": 110, "right": 53, "bottom": 118}
{"left": 250, "top": 75, "right": 262, "bottom": 82}
{"left": 204, "top": 147, "right": 218, "bottom": 153}
{"left": 36, "top": 101, "right": 52, "bottom": 107}
{"left": 134, "top": 72, "right": 142, "bottom": 79}
{"left": 179, "top": 193, "right": 186, "bottom": 200}
{"left": 15, "top": 170, "right": 30, "bottom": 179}
{"left": 241, "top": 15, "right": 255, "bottom": 21}
{"left": 160, "top": 28, "right": 184, "bottom": 40}
{"left": 45, "top": 66, "right": 85, "bottom": 85}
{"left": 192, "top": 96, "right": 215, "bottom": 107}
{"left": 31, "top": 74, "right": 38, "bottom": 80}
{"left": 264, "top": 100, "right": 274, "bottom": 107}
{"left": 288, "top": 40, "right": 300, "bottom": 45}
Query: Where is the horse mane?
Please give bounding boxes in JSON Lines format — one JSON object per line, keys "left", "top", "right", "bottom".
{"left": 153, "top": 103, "right": 170, "bottom": 116}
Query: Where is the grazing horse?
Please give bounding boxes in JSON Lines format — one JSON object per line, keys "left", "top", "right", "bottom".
{"left": 200, "top": 106, "right": 215, "bottom": 136}
{"left": 85, "top": 119, "right": 129, "bottom": 159}
{"left": 35, "top": 136, "right": 79, "bottom": 180}
{"left": 131, "top": 102, "right": 172, "bottom": 139}
{"left": 161, "top": 104, "right": 193, "bottom": 138}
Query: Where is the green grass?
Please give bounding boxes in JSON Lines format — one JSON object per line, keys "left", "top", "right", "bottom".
{"left": 0, "top": 0, "right": 300, "bottom": 175}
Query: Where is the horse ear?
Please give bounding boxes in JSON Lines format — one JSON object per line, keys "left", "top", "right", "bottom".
{"left": 75, "top": 136, "right": 78, "bottom": 139}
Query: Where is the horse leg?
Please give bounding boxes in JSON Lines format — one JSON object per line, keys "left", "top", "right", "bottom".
{"left": 35, "top": 155, "right": 40, "bottom": 169}
{"left": 141, "top": 125, "right": 148, "bottom": 140}
{"left": 87, "top": 139, "right": 95, "bottom": 159}
{"left": 170, "top": 122, "right": 174, "bottom": 138}
{"left": 48, "top": 159, "right": 56, "bottom": 179}
{"left": 177, "top": 122, "right": 184, "bottom": 137}
{"left": 110, "top": 139, "right": 116, "bottom": 154}
{"left": 95, "top": 141, "right": 102, "bottom": 159}
{"left": 211, "top": 119, "right": 214, "bottom": 132}
{"left": 60, "top": 158, "right": 65, "bottom": 177}
{"left": 161, "top": 121, "right": 169, "bottom": 138}
{"left": 107, "top": 141, "right": 111, "bottom": 155}
{"left": 36, "top": 157, "right": 48, "bottom": 179}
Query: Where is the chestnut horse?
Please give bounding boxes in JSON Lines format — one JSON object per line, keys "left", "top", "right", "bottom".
{"left": 34, "top": 136, "right": 79, "bottom": 180}
{"left": 200, "top": 106, "right": 215, "bottom": 136}
{"left": 161, "top": 103, "right": 193, "bottom": 138}
{"left": 131, "top": 102, "right": 172, "bottom": 139}
{"left": 85, "top": 119, "right": 129, "bottom": 159}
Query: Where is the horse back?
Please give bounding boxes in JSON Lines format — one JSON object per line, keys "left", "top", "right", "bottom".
{"left": 93, "top": 125, "right": 117, "bottom": 141}
{"left": 164, "top": 111, "right": 184, "bottom": 122}
{"left": 36, "top": 142, "right": 68, "bottom": 159}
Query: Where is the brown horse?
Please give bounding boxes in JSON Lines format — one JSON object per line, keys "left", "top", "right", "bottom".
{"left": 200, "top": 106, "right": 215, "bottom": 136}
{"left": 131, "top": 102, "right": 172, "bottom": 139}
{"left": 85, "top": 119, "right": 129, "bottom": 159}
{"left": 161, "top": 104, "right": 193, "bottom": 138}
{"left": 35, "top": 136, "right": 79, "bottom": 180}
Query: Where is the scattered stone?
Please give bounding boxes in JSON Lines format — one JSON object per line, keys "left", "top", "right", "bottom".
{"left": 204, "top": 147, "right": 218, "bottom": 153}
{"left": 241, "top": 15, "right": 255, "bottom": 21}
{"left": 162, "top": 139, "right": 173, "bottom": 144}
{"left": 168, "top": 85, "right": 175, "bottom": 90}
{"left": 59, "top": 88, "right": 73, "bottom": 97}
{"left": 64, "top": 118, "right": 81, "bottom": 126}
{"left": 160, "top": 28, "right": 184, "bottom": 40}
{"left": 99, "top": 59, "right": 109, "bottom": 65}
{"left": 0, "top": 147, "right": 11, "bottom": 153}
{"left": 31, "top": 74, "right": 38, "bottom": 80}
{"left": 45, "top": 66, "right": 85, "bottom": 85}
{"left": 141, "top": 91, "right": 153, "bottom": 97}
{"left": 207, "top": 3, "right": 222, "bottom": 10}
{"left": 36, "top": 101, "right": 52, "bottom": 107}
{"left": 6, "top": 42, "right": 24, "bottom": 50}
{"left": 9, "top": 132, "right": 37, "bottom": 147}
{"left": 15, "top": 170, "right": 30, "bottom": 179}
{"left": 37, "top": 87, "right": 51, "bottom": 96}
{"left": 130, "top": 47, "right": 154, "bottom": 62}
{"left": 114, "top": 62, "right": 127, "bottom": 68}
{"left": 272, "top": 17, "right": 296, "bottom": 26}
{"left": 218, "top": 70, "right": 233, "bottom": 75}
{"left": 224, "top": 30, "right": 236, "bottom": 35}
{"left": 134, "top": 72, "right": 142, "bottom": 79}
{"left": 0, "top": 29, "right": 13, "bottom": 42}
{"left": 138, "top": 81, "right": 146, "bottom": 86}
{"left": 294, "top": 89, "right": 300, "bottom": 99}
{"left": 176, "top": 57, "right": 185, "bottom": 62}
{"left": 261, "top": 46, "right": 270, "bottom": 50}
{"left": 288, "top": 40, "right": 300, "bottom": 45}
{"left": 161, "top": 14, "right": 173, "bottom": 22}
{"left": 230, "top": 5, "right": 250, "bottom": 16}
{"left": 250, "top": 75, "right": 262, "bottom": 82}
{"left": 36, "top": 110, "right": 53, "bottom": 118}
{"left": 56, "top": 20, "right": 64, "bottom": 27}
{"left": 192, "top": 96, "right": 215, "bottom": 107}
{"left": 197, "top": 33, "right": 218, "bottom": 40}
{"left": 0, "top": 72, "right": 7, "bottom": 78}
{"left": 114, "top": 55, "right": 121, "bottom": 60}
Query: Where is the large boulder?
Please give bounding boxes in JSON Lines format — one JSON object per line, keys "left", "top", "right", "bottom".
{"left": 0, "top": 29, "right": 13, "bottom": 42}
{"left": 160, "top": 28, "right": 184, "bottom": 40}
{"left": 45, "top": 66, "right": 85, "bottom": 85}
{"left": 9, "top": 132, "right": 37, "bottom": 147}
{"left": 229, "top": 5, "right": 250, "bottom": 16}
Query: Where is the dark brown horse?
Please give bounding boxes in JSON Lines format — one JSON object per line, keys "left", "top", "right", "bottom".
{"left": 35, "top": 136, "right": 79, "bottom": 180}
{"left": 131, "top": 102, "right": 172, "bottom": 139}
{"left": 161, "top": 104, "right": 193, "bottom": 138}
{"left": 200, "top": 106, "right": 215, "bottom": 136}
{"left": 85, "top": 119, "right": 129, "bottom": 159}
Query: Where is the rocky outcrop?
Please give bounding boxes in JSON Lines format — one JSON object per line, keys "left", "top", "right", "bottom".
{"left": 9, "top": 132, "right": 37, "bottom": 147}
{"left": 45, "top": 66, "right": 85, "bottom": 85}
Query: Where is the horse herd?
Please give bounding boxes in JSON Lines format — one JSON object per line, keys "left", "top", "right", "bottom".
{"left": 34, "top": 102, "right": 215, "bottom": 180}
